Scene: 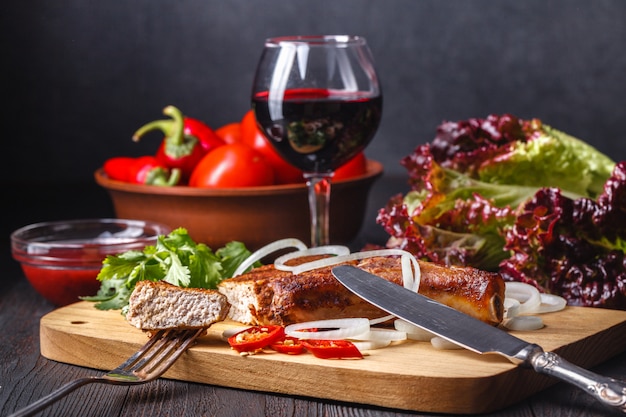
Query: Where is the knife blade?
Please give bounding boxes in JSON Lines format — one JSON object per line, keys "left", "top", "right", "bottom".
{"left": 331, "top": 265, "right": 626, "bottom": 412}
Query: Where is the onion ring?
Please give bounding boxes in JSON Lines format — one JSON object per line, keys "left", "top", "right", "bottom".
{"left": 351, "top": 339, "right": 392, "bottom": 351}
{"left": 505, "top": 282, "right": 542, "bottom": 315}
{"left": 394, "top": 319, "right": 434, "bottom": 341}
{"left": 233, "top": 238, "right": 308, "bottom": 277}
{"left": 274, "top": 245, "right": 350, "bottom": 272}
{"left": 430, "top": 337, "right": 463, "bottom": 350}
{"left": 503, "top": 298, "right": 521, "bottom": 319}
{"left": 276, "top": 248, "right": 421, "bottom": 292}
{"left": 504, "top": 315, "right": 544, "bottom": 331}
{"left": 354, "top": 328, "right": 407, "bottom": 343}
{"left": 369, "top": 315, "right": 395, "bottom": 325}
{"left": 285, "top": 318, "right": 370, "bottom": 340}
{"left": 536, "top": 293, "right": 567, "bottom": 314}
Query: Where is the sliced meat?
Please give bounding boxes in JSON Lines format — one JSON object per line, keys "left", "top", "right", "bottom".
{"left": 126, "top": 280, "right": 230, "bottom": 330}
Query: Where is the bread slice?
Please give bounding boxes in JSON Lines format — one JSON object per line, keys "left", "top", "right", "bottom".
{"left": 126, "top": 280, "right": 230, "bottom": 330}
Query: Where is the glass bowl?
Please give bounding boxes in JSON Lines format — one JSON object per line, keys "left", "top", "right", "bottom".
{"left": 11, "top": 218, "right": 171, "bottom": 306}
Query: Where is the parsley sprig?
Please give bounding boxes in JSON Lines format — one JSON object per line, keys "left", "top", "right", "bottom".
{"left": 81, "top": 227, "right": 257, "bottom": 311}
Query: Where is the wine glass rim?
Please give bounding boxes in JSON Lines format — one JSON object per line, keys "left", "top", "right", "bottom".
{"left": 265, "top": 35, "right": 366, "bottom": 46}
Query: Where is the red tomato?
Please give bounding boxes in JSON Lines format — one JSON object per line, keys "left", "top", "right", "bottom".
{"left": 333, "top": 152, "right": 368, "bottom": 181}
{"left": 228, "top": 325, "right": 286, "bottom": 353}
{"left": 215, "top": 122, "right": 241, "bottom": 144}
{"left": 240, "top": 110, "right": 304, "bottom": 185}
{"left": 189, "top": 143, "right": 275, "bottom": 187}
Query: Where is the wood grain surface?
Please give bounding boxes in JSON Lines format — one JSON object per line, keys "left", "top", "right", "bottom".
{"left": 40, "top": 301, "right": 626, "bottom": 414}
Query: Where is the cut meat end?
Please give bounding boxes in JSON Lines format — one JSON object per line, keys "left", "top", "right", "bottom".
{"left": 218, "top": 279, "right": 260, "bottom": 324}
{"left": 126, "top": 280, "right": 230, "bottom": 330}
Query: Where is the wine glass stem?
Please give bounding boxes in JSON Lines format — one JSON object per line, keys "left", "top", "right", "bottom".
{"left": 305, "top": 173, "right": 332, "bottom": 247}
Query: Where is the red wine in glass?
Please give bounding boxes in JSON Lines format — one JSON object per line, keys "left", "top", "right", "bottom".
{"left": 252, "top": 35, "right": 382, "bottom": 247}
{"left": 252, "top": 88, "right": 382, "bottom": 173}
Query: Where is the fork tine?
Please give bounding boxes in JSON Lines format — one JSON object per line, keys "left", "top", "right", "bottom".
{"left": 9, "top": 328, "right": 205, "bottom": 417}
{"left": 113, "top": 329, "right": 169, "bottom": 371}
{"left": 134, "top": 328, "right": 205, "bottom": 379}
{"left": 106, "top": 328, "right": 204, "bottom": 382}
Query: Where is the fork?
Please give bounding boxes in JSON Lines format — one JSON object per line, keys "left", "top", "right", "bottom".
{"left": 8, "top": 328, "right": 205, "bottom": 417}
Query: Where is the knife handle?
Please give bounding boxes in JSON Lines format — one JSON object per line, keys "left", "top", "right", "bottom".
{"left": 527, "top": 347, "right": 626, "bottom": 413}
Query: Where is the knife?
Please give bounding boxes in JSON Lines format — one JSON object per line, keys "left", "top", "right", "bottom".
{"left": 331, "top": 265, "right": 626, "bottom": 413}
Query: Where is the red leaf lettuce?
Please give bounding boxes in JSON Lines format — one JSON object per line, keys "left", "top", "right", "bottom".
{"left": 378, "top": 114, "right": 626, "bottom": 308}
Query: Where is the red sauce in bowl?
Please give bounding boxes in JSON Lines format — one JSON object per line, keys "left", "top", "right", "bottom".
{"left": 20, "top": 264, "right": 102, "bottom": 306}
{"left": 11, "top": 219, "right": 171, "bottom": 307}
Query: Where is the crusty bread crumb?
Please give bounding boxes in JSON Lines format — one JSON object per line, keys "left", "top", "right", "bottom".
{"left": 126, "top": 280, "right": 230, "bottom": 330}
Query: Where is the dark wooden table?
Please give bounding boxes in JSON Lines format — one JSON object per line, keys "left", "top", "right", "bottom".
{"left": 2, "top": 178, "right": 625, "bottom": 417}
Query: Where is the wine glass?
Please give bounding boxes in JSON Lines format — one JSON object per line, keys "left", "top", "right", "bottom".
{"left": 251, "top": 35, "right": 383, "bottom": 247}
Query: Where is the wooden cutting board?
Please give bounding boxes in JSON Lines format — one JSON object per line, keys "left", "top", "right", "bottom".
{"left": 40, "top": 301, "right": 626, "bottom": 414}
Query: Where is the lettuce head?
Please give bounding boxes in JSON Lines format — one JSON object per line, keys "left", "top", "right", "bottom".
{"left": 378, "top": 114, "right": 626, "bottom": 308}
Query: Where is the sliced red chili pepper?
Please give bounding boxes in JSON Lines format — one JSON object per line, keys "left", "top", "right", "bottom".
{"left": 228, "top": 325, "right": 285, "bottom": 353}
{"left": 301, "top": 340, "right": 363, "bottom": 359}
{"left": 270, "top": 336, "right": 305, "bottom": 355}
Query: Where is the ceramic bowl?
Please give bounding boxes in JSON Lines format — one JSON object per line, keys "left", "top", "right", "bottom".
{"left": 11, "top": 218, "right": 172, "bottom": 306}
{"left": 94, "top": 160, "right": 383, "bottom": 251}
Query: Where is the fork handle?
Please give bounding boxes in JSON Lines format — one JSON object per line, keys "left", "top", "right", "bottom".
{"left": 8, "top": 377, "right": 100, "bottom": 417}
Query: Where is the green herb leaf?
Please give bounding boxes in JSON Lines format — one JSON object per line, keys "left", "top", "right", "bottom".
{"left": 217, "top": 241, "right": 261, "bottom": 278}
{"left": 81, "top": 227, "right": 255, "bottom": 311}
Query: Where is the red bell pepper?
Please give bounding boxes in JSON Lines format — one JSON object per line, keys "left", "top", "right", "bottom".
{"left": 132, "top": 105, "right": 224, "bottom": 181}
{"left": 227, "top": 325, "right": 285, "bottom": 353}
{"left": 300, "top": 340, "right": 363, "bottom": 359}
{"left": 103, "top": 156, "right": 180, "bottom": 186}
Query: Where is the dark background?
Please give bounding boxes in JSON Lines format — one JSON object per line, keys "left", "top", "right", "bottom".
{"left": 2, "top": 0, "right": 626, "bottom": 261}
